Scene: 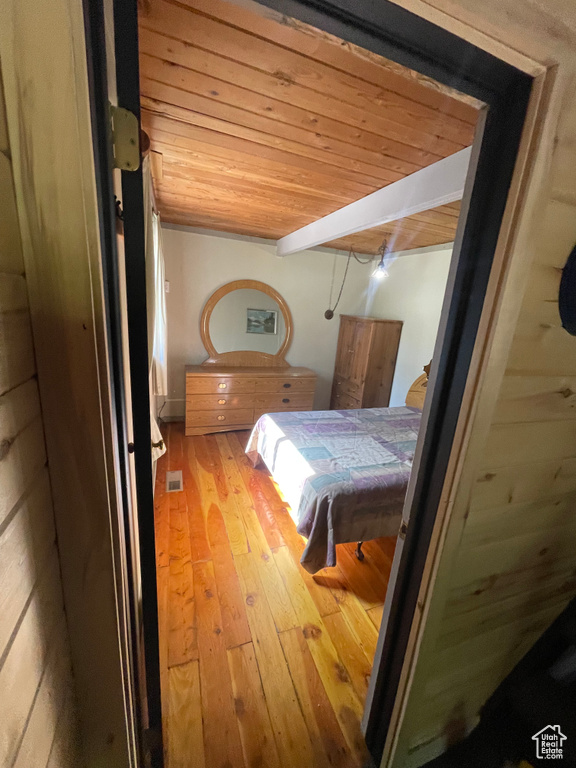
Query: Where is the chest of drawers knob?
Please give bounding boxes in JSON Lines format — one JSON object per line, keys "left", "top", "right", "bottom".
{"left": 218, "top": 399, "right": 226, "bottom": 405}
{"left": 217, "top": 415, "right": 226, "bottom": 421}
{"left": 282, "top": 398, "right": 290, "bottom": 403}
{"left": 283, "top": 383, "right": 291, "bottom": 388}
{"left": 218, "top": 383, "right": 227, "bottom": 389}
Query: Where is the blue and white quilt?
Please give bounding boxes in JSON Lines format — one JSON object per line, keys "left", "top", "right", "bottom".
{"left": 245, "top": 406, "right": 421, "bottom": 573}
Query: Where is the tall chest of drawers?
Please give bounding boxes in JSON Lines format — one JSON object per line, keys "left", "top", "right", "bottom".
{"left": 330, "top": 315, "right": 402, "bottom": 410}
{"left": 185, "top": 365, "right": 317, "bottom": 436}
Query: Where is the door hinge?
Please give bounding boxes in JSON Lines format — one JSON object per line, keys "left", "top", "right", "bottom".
{"left": 398, "top": 520, "right": 409, "bottom": 540}
{"left": 109, "top": 104, "right": 140, "bottom": 172}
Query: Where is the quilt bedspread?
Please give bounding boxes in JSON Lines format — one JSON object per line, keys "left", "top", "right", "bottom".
{"left": 245, "top": 406, "right": 421, "bottom": 573}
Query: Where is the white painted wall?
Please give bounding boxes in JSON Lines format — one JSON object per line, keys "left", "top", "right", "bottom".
{"left": 160, "top": 226, "right": 453, "bottom": 418}
{"left": 161, "top": 226, "right": 372, "bottom": 417}
{"left": 364, "top": 245, "right": 453, "bottom": 406}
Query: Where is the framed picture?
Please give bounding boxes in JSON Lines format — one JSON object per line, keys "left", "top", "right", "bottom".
{"left": 246, "top": 308, "right": 278, "bottom": 335}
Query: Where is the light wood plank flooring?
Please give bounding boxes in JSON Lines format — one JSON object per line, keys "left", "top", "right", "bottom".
{"left": 155, "top": 422, "right": 396, "bottom": 768}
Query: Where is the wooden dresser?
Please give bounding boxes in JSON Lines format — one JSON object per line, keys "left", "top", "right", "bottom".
{"left": 330, "top": 315, "right": 402, "bottom": 410}
{"left": 185, "top": 365, "right": 317, "bottom": 436}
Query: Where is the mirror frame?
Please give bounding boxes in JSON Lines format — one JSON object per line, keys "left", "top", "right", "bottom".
{"left": 200, "top": 279, "right": 293, "bottom": 367}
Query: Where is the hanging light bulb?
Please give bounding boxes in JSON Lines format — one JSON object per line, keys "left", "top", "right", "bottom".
{"left": 372, "top": 239, "right": 390, "bottom": 280}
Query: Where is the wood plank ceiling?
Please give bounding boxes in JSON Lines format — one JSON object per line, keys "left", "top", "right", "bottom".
{"left": 138, "top": 0, "right": 479, "bottom": 254}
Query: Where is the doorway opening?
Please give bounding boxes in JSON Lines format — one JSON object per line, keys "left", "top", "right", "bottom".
{"left": 140, "top": 2, "right": 482, "bottom": 761}
{"left": 85, "top": 0, "right": 532, "bottom": 765}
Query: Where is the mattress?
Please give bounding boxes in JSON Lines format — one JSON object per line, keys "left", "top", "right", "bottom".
{"left": 245, "top": 406, "right": 421, "bottom": 573}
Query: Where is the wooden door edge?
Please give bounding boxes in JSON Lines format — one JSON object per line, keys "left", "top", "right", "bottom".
{"left": 381, "top": 59, "right": 558, "bottom": 766}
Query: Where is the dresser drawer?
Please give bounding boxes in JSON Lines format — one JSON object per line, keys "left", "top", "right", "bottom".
{"left": 332, "top": 392, "right": 361, "bottom": 410}
{"left": 253, "top": 376, "right": 316, "bottom": 394}
{"left": 186, "top": 393, "right": 253, "bottom": 411}
{"left": 333, "top": 375, "right": 362, "bottom": 399}
{"left": 186, "top": 376, "right": 256, "bottom": 394}
{"left": 252, "top": 392, "right": 314, "bottom": 411}
{"left": 185, "top": 408, "right": 253, "bottom": 428}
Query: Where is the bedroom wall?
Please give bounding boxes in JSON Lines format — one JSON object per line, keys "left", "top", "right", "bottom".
{"left": 0, "top": 0, "right": 135, "bottom": 763}
{"left": 0, "top": 58, "right": 81, "bottom": 768}
{"left": 367, "top": 245, "right": 453, "bottom": 406}
{"left": 160, "top": 225, "right": 374, "bottom": 416}
{"left": 383, "top": 6, "right": 576, "bottom": 766}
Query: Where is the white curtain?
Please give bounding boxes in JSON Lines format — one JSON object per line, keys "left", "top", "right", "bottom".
{"left": 143, "top": 155, "right": 167, "bottom": 464}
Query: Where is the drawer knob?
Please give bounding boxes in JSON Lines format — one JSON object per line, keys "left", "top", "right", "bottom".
{"left": 282, "top": 398, "right": 290, "bottom": 403}
{"left": 217, "top": 415, "right": 225, "bottom": 421}
{"left": 283, "top": 383, "right": 291, "bottom": 388}
{"left": 218, "top": 399, "right": 226, "bottom": 405}
{"left": 218, "top": 383, "right": 227, "bottom": 389}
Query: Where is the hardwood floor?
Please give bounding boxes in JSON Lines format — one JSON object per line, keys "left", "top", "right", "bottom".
{"left": 155, "top": 422, "right": 396, "bottom": 768}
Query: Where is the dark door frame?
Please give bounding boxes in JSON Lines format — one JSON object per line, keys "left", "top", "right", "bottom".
{"left": 82, "top": 0, "right": 532, "bottom": 766}
{"left": 82, "top": 0, "right": 163, "bottom": 766}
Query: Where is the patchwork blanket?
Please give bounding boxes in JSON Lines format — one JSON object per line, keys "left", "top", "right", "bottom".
{"left": 245, "top": 406, "right": 421, "bottom": 573}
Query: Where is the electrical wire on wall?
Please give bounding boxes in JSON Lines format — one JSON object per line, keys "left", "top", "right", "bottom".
{"left": 324, "top": 242, "right": 387, "bottom": 320}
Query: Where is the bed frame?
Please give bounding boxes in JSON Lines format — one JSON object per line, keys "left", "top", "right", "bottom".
{"left": 404, "top": 362, "right": 431, "bottom": 411}
{"left": 355, "top": 362, "right": 431, "bottom": 561}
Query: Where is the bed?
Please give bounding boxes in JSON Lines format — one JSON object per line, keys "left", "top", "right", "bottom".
{"left": 245, "top": 367, "right": 429, "bottom": 574}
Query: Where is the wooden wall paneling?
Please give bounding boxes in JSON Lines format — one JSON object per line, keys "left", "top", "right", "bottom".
{"left": 0, "top": 57, "right": 81, "bottom": 768}
{"left": 0, "top": 468, "right": 55, "bottom": 657}
{"left": 0, "top": 153, "right": 24, "bottom": 274}
{"left": 0, "top": 0, "right": 135, "bottom": 764}
{"left": 12, "top": 617, "right": 75, "bottom": 768}
{"left": 0, "top": 547, "right": 67, "bottom": 767}
{"left": 472, "top": 456, "right": 576, "bottom": 511}
{"left": 45, "top": 689, "right": 82, "bottom": 768}
{"left": 0, "top": 271, "right": 35, "bottom": 395}
{"left": 0, "top": 75, "right": 8, "bottom": 154}
{"left": 377, "top": 4, "right": 576, "bottom": 763}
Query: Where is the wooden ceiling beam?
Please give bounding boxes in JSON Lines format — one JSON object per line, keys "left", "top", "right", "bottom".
{"left": 276, "top": 148, "right": 471, "bottom": 256}
{"left": 325, "top": 202, "right": 461, "bottom": 253}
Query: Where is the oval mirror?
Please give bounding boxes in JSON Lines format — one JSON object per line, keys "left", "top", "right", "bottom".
{"left": 200, "top": 280, "right": 292, "bottom": 366}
